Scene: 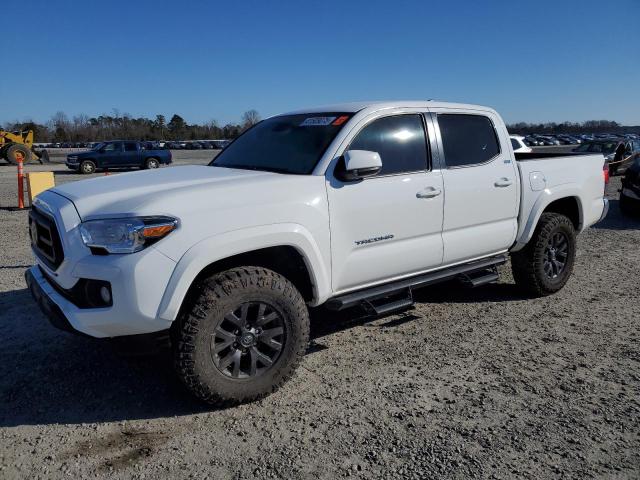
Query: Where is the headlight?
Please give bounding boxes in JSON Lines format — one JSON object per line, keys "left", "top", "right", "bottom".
{"left": 67, "top": 155, "right": 78, "bottom": 160}
{"left": 79, "top": 216, "right": 177, "bottom": 254}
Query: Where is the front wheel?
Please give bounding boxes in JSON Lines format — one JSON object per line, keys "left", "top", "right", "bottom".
{"left": 511, "top": 212, "right": 576, "bottom": 296}
{"left": 80, "top": 160, "right": 96, "bottom": 174}
{"left": 174, "top": 267, "right": 309, "bottom": 405}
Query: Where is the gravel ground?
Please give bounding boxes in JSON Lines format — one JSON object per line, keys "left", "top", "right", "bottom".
{"left": 0, "top": 156, "right": 638, "bottom": 479}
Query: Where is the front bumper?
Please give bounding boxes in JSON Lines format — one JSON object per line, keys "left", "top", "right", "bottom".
{"left": 28, "top": 191, "right": 178, "bottom": 338}
{"left": 25, "top": 267, "right": 84, "bottom": 336}
{"left": 26, "top": 249, "right": 176, "bottom": 338}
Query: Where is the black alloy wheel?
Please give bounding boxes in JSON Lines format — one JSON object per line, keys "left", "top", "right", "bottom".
{"left": 212, "top": 301, "right": 286, "bottom": 379}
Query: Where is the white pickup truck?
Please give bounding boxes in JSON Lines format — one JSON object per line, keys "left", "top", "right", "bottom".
{"left": 26, "top": 101, "right": 608, "bottom": 404}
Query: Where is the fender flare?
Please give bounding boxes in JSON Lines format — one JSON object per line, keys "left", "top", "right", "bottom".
{"left": 156, "top": 223, "right": 331, "bottom": 321}
{"left": 512, "top": 185, "right": 584, "bottom": 251}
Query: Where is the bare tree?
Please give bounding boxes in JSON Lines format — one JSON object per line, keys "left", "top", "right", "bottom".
{"left": 241, "top": 110, "right": 261, "bottom": 129}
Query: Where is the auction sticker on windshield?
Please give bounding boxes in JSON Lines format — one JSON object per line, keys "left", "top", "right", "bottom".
{"left": 300, "top": 117, "right": 336, "bottom": 126}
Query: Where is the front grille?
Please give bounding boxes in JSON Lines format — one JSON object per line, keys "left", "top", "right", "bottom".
{"left": 29, "top": 207, "right": 64, "bottom": 270}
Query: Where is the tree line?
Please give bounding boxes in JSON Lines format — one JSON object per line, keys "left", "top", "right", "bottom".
{"left": 2, "top": 109, "right": 262, "bottom": 143}
{"left": 3, "top": 113, "right": 637, "bottom": 142}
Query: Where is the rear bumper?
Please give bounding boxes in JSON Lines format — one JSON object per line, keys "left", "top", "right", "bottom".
{"left": 598, "top": 198, "right": 609, "bottom": 222}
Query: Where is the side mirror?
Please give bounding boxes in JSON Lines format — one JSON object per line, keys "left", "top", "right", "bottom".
{"left": 336, "top": 150, "right": 382, "bottom": 181}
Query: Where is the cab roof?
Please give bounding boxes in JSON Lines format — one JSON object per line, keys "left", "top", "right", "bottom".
{"left": 282, "top": 100, "right": 497, "bottom": 116}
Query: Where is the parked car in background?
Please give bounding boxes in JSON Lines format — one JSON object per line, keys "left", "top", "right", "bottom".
{"left": 524, "top": 136, "right": 541, "bottom": 146}
{"left": 510, "top": 135, "right": 533, "bottom": 153}
{"left": 66, "top": 140, "right": 172, "bottom": 174}
{"left": 211, "top": 139, "right": 232, "bottom": 149}
{"left": 620, "top": 157, "right": 640, "bottom": 216}
{"left": 573, "top": 140, "right": 637, "bottom": 175}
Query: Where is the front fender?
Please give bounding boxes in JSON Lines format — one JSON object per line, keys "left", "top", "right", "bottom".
{"left": 156, "top": 223, "right": 331, "bottom": 321}
{"left": 511, "top": 184, "right": 584, "bottom": 251}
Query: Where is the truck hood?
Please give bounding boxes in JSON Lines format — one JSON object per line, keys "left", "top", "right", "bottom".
{"left": 52, "top": 165, "right": 273, "bottom": 219}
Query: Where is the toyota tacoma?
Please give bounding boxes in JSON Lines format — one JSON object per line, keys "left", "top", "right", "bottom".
{"left": 26, "top": 101, "right": 609, "bottom": 404}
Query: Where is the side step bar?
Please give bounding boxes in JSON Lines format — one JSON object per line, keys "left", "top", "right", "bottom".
{"left": 325, "top": 254, "right": 507, "bottom": 312}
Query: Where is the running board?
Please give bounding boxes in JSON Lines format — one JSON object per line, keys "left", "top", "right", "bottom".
{"left": 458, "top": 267, "right": 500, "bottom": 288}
{"left": 362, "top": 288, "right": 414, "bottom": 316}
{"left": 325, "top": 254, "right": 507, "bottom": 311}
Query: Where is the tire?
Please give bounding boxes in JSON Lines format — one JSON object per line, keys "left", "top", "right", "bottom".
{"left": 5, "top": 144, "right": 32, "bottom": 165}
{"left": 619, "top": 193, "right": 635, "bottom": 216}
{"left": 80, "top": 160, "right": 96, "bottom": 174}
{"left": 145, "top": 157, "right": 159, "bottom": 169}
{"left": 511, "top": 212, "right": 576, "bottom": 297}
{"left": 174, "top": 267, "right": 310, "bottom": 405}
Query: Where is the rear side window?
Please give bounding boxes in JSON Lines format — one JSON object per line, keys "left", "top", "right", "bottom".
{"left": 348, "top": 114, "right": 428, "bottom": 175}
{"left": 124, "top": 142, "right": 137, "bottom": 152}
{"left": 438, "top": 114, "right": 500, "bottom": 167}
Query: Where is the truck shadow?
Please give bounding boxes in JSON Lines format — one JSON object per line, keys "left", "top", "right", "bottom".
{"left": 593, "top": 198, "right": 640, "bottom": 231}
{"left": 0, "top": 279, "right": 528, "bottom": 427}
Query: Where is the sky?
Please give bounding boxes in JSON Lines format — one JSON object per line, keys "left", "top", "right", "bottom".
{"left": 1, "top": 0, "right": 639, "bottom": 126}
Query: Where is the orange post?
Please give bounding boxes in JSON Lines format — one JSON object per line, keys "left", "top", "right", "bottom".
{"left": 16, "top": 153, "right": 25, "bottom": 209}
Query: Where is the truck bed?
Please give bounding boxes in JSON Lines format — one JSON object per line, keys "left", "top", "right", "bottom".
{"left": 513, "top": 152, "right": 606, "bottom": 249}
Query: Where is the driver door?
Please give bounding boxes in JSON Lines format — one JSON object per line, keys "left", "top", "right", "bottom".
{"left": 99, "top": 142, "right": 122, "bottom": 167}
{"left": 326, "top": 113, "right": 444, "bottom": 292}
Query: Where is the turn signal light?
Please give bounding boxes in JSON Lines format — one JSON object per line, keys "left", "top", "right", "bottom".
{"left": 143, "top": 224, "right": 176, "bottom": 238}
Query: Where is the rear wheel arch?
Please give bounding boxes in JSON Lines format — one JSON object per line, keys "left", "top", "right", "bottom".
{"left": 542, "top": 196, "right": 582, "bottom": 230}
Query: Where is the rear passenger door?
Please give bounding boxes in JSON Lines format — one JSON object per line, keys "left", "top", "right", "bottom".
{"left": 431, "top": 110, "right": 519, "bottom": 264}
{"left": 121, "top": 142, "right": 141, "bottom": 167}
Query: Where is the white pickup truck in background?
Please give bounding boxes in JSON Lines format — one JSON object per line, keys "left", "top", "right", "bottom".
{"left": 25, "top": 101, "right": 608, "bottom": 405}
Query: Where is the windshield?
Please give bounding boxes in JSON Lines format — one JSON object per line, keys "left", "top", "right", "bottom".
{"left": 211, "top": 113, "right": 351, "bottom": 174}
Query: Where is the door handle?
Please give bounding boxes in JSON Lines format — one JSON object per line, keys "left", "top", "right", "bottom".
{"left": 416, "top": 187, "right": 442, "bottom": 199}
{"left": 494, "top": 177, "right": 512, "bottom": 187}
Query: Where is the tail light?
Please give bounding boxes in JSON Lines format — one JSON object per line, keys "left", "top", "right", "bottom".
{"left": 603, "top": 162, "right": 609, "bottom": 186}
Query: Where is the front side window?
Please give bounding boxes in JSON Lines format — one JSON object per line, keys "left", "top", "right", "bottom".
{"left": 212, "top": 113, "right": 351, "bottom": 174}
{"left": 511, "top": 138, "right": 521, "bottom": 150}
{"left": 103, "top": 143, "right": 118, "bottom": 152}
{"left": 438, "top": 114, "right": 500, "bottom": 167}
{"left": 348, "top": 114, "right": 428, "bottom": 176}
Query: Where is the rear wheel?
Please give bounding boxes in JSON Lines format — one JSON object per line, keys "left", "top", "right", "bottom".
{"left": 145, "top": 157, "right": 159, "bottom": 169}
{"left": 5, "top": 144, "right": 32, "bottom": 165}
{"left": 174, "top": 267, "right": 309, "bottom": 405}
{"left": 511, "top": 212, "right": 576, "bottom": 296}
{"left": 80, "top": 160, "right": 96, "bottom": 174}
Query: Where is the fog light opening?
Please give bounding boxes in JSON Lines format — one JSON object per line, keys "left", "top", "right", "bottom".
{"left": 100, "top": 286, "right": 112, "bottom": 305}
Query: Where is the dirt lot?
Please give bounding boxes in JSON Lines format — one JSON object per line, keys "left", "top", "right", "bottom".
{"left": 0, "top": 156, "right": 638, "bottom": 479}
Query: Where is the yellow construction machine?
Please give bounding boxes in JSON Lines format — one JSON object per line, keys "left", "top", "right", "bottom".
{"left": 0, "top": 129, "right": 48, "bottom": 164}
